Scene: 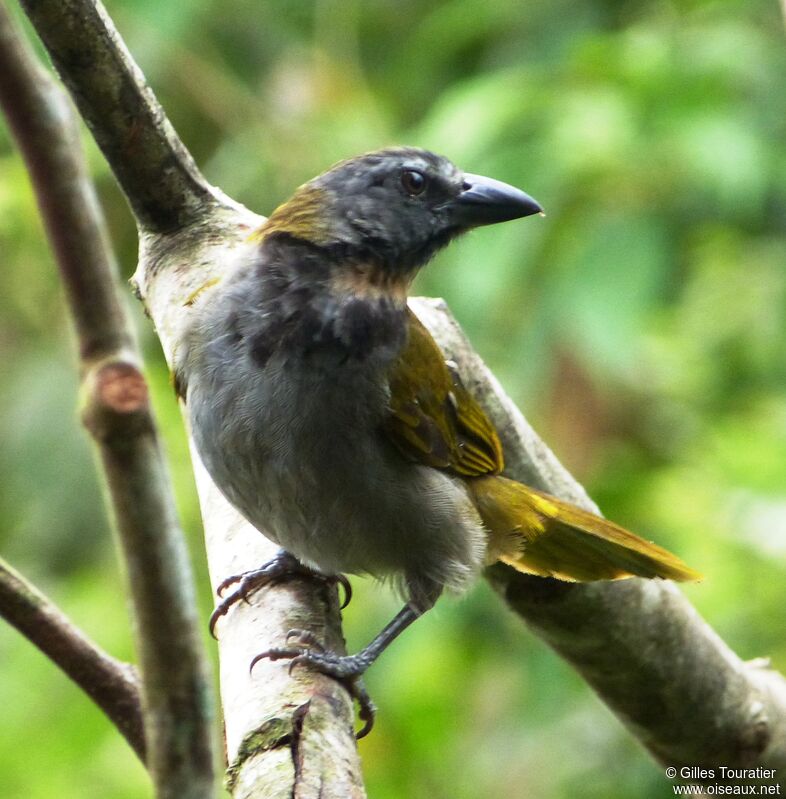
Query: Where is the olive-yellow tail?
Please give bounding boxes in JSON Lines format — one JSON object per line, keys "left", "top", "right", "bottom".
{"left": 470, "top": 475, "right": 701, "bottom": 582}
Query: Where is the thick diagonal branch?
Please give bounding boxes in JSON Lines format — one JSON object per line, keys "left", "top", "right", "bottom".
{"left": 14, "top": 0, "right": 234, "bottom": 231}
{"left": 0, "top": 557, "right": 145, "bottom": 760}
{"left": 0, "top": 6, "right": 217, "bottom": 797}
{"left": 411, "top": 297, "right": 786, "bottom": 782}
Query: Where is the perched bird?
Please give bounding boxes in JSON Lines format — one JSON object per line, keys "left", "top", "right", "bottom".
{"left": 177, "top": 147, "right": 699, "bottom": 735}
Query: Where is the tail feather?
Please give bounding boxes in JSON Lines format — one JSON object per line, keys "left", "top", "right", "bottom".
{"left": 469, "top": 476, "right": 701, "bottom": 583}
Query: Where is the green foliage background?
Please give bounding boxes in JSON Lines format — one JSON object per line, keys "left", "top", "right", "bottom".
{"left": 1, "top": 0, "right": 785, "bottom": 796}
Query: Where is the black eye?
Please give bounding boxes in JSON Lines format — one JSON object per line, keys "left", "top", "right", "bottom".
{"left": 401, "top": 169, "right": 427, "bottom": 196}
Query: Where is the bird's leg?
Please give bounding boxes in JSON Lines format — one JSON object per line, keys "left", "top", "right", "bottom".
{"left": 257, "top": 603, "right": 421, "bottom": 678}
{"left": 251, "top": 602, "right": 426, "bottom": 738}
{"left": 209, "top": 548, "right": 352, "bottom": 637}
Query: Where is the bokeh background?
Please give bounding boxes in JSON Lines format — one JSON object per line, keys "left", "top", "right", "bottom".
{"left": 2, "top": 0, "right": 786, "bottom": 796}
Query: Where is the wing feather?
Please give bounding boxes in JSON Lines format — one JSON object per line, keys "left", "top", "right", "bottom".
{"left": 384, "top": 310, "right": 504, "bottom": 477}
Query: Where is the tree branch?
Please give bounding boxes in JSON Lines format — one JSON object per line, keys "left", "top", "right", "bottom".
{"left": 15, "top": 0, "right": 238, "bottom": 232}
{"left": 0, "top": 6, "right": 217, "bottom": 797}
{"left": 411, "top": 297, "right": 786, "bottom": 784}
{"left": 0, "top": 556, "right": 145, "bottom": 761}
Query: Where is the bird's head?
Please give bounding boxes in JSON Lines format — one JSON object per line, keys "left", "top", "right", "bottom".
{"left": 256, "top": 147, "right": 542, "bottom": 278}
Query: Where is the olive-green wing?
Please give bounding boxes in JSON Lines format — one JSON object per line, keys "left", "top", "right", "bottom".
{"left": 383, "top": 310, "right": 504, "bottom": 477}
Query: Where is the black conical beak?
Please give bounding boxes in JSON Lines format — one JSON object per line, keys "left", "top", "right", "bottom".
{"left": 448, "top": 173, "right": 543, "bottom": 228}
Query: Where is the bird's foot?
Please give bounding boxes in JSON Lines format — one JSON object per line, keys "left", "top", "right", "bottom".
{"left": 209, "top": 552, "right": 351, "bottom": 637}
{"left": 251, "top": 629, "right": 377, "bottom": 738}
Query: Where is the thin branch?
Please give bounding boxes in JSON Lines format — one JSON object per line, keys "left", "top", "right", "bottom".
{"left": 14, "top": 0, "right": 231, "bottom": 232}
{"left": 0, "top": 6, "right": 217, "bottom": 798}
{"left": 0, "top": 556, "right": 145, "bottom": 761}
{"left": 0, "top": 7, "right": 129, "bottom": 363}
{"left": 412, "top": 297, "right": 786, "bottom": 782}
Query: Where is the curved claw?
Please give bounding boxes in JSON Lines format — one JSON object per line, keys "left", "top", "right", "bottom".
{"left": 249, "top": 645, "right": 307, "bottom": 675}
{"left": 249, "top": 648, "right": 275, "bottom": 674}
{"left": 285, "top": 628, "right": 325, "bottom": 652}
{"left": 248, "top": 651, "right": 263, "bottom": 674}
{"left": 209, "top": 579, "right": 259, "bottom": 638}
{"left": 210, "top": 576, "right": 265, "bottom": 638}
{"left": 216, "top": 573, "right": 241, "bottom": 598}
{"left": 208, "top": 605, "right": 227, "bottom": 640}
{"left": 335, "top": 574, "right": 352, "bottom": 610}
{"left": 288, "top": 653, "right": 310, "bottom": 677}
{"left": 354, "top": 688, "right": 377, "bottom": 739}
{"left": 344, "top": 675, "right": 376, "bottom": 738}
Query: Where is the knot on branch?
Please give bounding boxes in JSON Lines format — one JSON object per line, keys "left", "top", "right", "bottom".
{"left": 81, "top": 358, "right": 154, "bottom": 441}
{"left": 737, "top": 699, "right": 771, "bottom": 764}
